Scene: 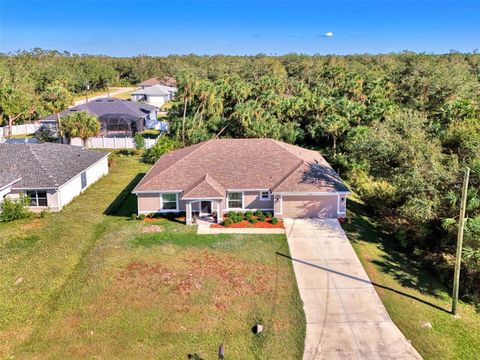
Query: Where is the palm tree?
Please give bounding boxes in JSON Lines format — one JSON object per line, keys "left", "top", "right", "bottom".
{"left": 177, "top": 72, "right": 199, "bottom": 146}
{"left": 60, "top": 111, "right": 100, "bottom": 146}
{"left": 41, "top": 81, "right": 73, "bottom": 143}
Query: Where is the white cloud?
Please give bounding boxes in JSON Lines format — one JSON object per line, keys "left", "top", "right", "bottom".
{"left": 325, "top": 32, "right": 334, "bottom": 37}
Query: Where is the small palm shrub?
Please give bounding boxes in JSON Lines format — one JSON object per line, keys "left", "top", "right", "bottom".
{"left": 131, "top": 213, "right": 138, "bottom": 220}
{"left": 0, "top": 194, "right": 32, "bottom": 222}
{"left": 258, "top": 213, "right": 266, "bottom": 222}
{"left": 134, "top": 134, "right": 145, "bottom": 149}
{"left": 138, "top": 214, "right": 146, "bottom": 220}
{"left": 245, "top": 211, "right": 253, "bottom": 221}
{"left": 249, "top": 218, "right": 258, "bottom": 224}
{"left": 236, "top": 212, "right": 244, "bottom": 222}
{"left": 266, "top": 212, "right": 273, "bottom": 218}
{"left": 254, "top": 210, "right": 263, "bottom": 217}
{"left": 223, "top": 218, "right": 233, "bottom": 226}
{"left": 271, "top": 217, "right": 279, "bottom": 225}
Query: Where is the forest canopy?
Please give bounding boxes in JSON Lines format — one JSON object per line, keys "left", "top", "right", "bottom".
{"left": 1, "top": 49, "right": 479, "bottom": 303}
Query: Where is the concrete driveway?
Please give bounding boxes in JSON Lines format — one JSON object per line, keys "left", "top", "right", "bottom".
{"left": 284, "top": 218, "right": 422, "bottom": 360}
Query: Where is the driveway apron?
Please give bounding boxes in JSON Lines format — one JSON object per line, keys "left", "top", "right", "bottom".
{"left": 284, "top": 218, "right": 422, "bottom": 360}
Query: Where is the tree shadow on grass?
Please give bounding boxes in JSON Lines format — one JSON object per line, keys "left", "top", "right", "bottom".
{"left": 339, "top": 198, "right": 451, "bottom": 307}
{"left": 276, "top": 252, "right": 450, "bottom": 314}
{"left": 104, "top": 173, "right": 145, "bottom": 217}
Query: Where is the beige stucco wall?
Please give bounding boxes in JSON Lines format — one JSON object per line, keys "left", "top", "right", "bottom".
{"left": 243, "top": 190, "right": 274, "bottom": 210}
{"left": 137, "top": 193, "right": 161, "bottom": 212}
{"left": 282, "top": 195, "right": 339, "bottom": 218}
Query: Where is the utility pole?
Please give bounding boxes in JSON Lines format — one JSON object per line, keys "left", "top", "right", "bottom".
{"left": 85, "top": 81, "right": 90, "bottom": 103}
{"left": 452, "top": 167, "right": 470, "bottom": 315}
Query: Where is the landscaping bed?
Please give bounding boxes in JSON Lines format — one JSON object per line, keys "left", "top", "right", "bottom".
{"left": 213, "top": 210, "right": 283, "bottom": 228}
{"left": 212, "top": 219, "right": 284, "bottom": 228}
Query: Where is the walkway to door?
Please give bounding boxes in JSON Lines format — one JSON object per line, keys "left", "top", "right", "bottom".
{"left": 284, "top": 218, "right": 422, "bottom": 360}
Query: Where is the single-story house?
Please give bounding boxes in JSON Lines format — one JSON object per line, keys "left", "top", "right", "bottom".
{"left": 40, "top": 98, "right": 158, "bottom": 136}
{"left": 0, "top": 143, "right": 109, "bottom": 212}
{"left": 133, "top": 139, "right": 349, "bottom": 224}
{"left": 131, "top": 84, "right": 177, "bottom": 108}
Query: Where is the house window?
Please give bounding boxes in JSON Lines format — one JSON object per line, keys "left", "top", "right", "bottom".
{"left": 26, "top": 190, "right": 48, "bottom": 207}
{"left": 161, "top": 193, "right": 177, "bottom": 210}
{"left": 228, "top": 192, "right": 243, "bottom": 209}
{"left": 81, "top": 172, "right": 87, "bottom": 189}
{"left": 260, "top": 191, "right": 270, "bottom": 201}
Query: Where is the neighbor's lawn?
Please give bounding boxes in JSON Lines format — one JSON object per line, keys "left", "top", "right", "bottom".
{"left": 0, "top": 155, "right": 305, "bottom": 359}
{"left": 73, "top": 87, "right": 121, "bottom": 101}
{"left": 112, "top": 88, "right": 134, "bottom": 100}
{"left": 342, "top": 195, "right": 480, "bottom": 360}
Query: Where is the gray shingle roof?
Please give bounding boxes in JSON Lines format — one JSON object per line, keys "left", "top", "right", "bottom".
{"left": 0, "top": 173, "right": 21, "bottom": 190}
{"left": 131, "top": 85, "right": 177, "bottom": 96}
{"left": 41, "top": 98, "right": 157, "bottom": 122}
{"left": 0, "top": 143, "right": 108, "bottom": 189}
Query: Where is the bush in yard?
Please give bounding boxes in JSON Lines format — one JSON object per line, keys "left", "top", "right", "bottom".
{"left": 245, "top": 211, "right": 253, "bottom": 221}
{"left": 116, "top": 148, "right": 138, "bottom": 156}
{"left": 223, "top": 218, "right": 233, "bottom": 226}
{"left": 0, "top": 194, "right": 32, "bottom": 222}
{"left": 138, "top": 214, "right": 146, "bottom": 220}
{"left": 39, "top": 208, "right": 50, "bottom": 218}
{"left": 258, "top": 213, "right": 266, "bottom": 222}
{"left": 236, "top": 212, "right": 244, "bottom": 222}
{"left": 266, "top": 212, "right": 273, "bottom": 218}
{"left": 134, "top": 134, "right": 145, "bottom": 149}
{"left": 254, "top": 209, "right": 263, "bottom": 217}
{"left": 142, "top": 136, "right": 179, "bottom": 164}
{"left": 131, "top": 213, "right": 138, "bottom": 220}
{"left": 271, "top": 217, "right": 279, "bottom": 225}
{"left": 34, "top": 125, "right": 57, "bottom": 142}
{"left": 249, "top": 218, "right": 258, "bottom": 224}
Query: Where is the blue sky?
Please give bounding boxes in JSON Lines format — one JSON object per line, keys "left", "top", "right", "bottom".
{"left": 1, "top": 0, "right": 479, "bottom": 56}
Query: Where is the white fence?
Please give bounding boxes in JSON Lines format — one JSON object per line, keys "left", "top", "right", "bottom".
{"left": 70, "top": 136, "right": 158, "bottom": 149}
{"left": 0, "top": 124, "right": 41, "bottom": 137}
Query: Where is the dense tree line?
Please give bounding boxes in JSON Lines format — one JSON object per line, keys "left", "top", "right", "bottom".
{"left": 1, "top": 49, "right": 479, "bottom": 303}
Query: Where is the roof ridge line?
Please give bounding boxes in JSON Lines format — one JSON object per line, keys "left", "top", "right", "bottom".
{"left": 271, "top": 159, "right": 305, "bottom": 192}
{"left": 270, "top": 139, "right": 304, "bottom": 160}
{"left": 29, "top": 144, "right": 57, "bottom": 185}
{"left": 136, "top": 140, "right": 211, "bottom": 190}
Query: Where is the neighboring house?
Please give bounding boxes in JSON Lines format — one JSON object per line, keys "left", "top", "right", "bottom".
{"left": 138, "top": 77, "right": 162, "bottom": 89}
{"left": 131, "top": 84, "right": 178, "bottom": 108}
{"left": 0, "top": 173, "right": 21, "bottom": 203}
{"left": 40, "top": 98, "right": 158, "bottom": 136}
{"left": 0, "top": 143, "right": 109, "bottom": 212}
{"left": 133, "top": 139, "right": 349, "bottom": 224}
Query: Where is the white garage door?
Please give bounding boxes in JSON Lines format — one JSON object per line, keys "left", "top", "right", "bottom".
{"left": 282, "top": 195, "right": 338, "bottom": 218}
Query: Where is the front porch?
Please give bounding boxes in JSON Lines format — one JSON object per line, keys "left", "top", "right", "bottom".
{"left": 185, "top": 199, "right": 223, "bottom": 225}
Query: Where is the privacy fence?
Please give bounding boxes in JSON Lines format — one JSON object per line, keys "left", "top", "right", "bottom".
{"left": 0, "top": 124, "right": 41, "bottom": 137}
{"left": 70, "top": 136, "right": 159, "bottom": 149}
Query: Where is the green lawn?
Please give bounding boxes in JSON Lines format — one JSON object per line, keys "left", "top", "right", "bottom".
{"left": 112, "top": 88, "right": 134, "bottom": 100}
{"left": 342, "top": 196, "right": 480, "bottom": 360}
{"left": 0, "top": 155, "right": 305, "bottom": 359}
{"left": 73, "top": 87, "right": 121, "bottom": 101}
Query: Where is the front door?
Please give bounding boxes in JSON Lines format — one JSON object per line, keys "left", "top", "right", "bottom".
{"left": 200, "top": 201, "right": 212, "bottom": 215}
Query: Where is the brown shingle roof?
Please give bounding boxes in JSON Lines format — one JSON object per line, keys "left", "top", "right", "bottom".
{"left": 138, "top": 77, "right": 162, "bottom": 87}
{"left": 182, "top": 174, "right": 225, "bottom": 199}
{"left": 133, "top": 139, "right": 349, "bottom": 196}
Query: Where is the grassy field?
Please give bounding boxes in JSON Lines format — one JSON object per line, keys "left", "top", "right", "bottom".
{"left": 73, "top": 87, "right": 122, "bottom": 101}
{"left": 0, "top": 155, "right": 305, "bottom": 359}
{"left": 112, "top": 88, "right": 134, "bottom": 99}
{"left": 343, "top": 196, "right": 480, "bottom": 360}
